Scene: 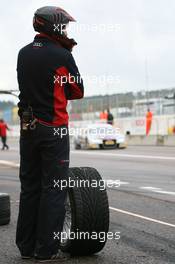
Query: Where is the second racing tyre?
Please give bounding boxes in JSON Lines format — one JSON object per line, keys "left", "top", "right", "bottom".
{"left": 60, "top": 167, "right": 109, "bottom": 256}
{"left": 0, "top": 193, "right": 10, "bottom": 226}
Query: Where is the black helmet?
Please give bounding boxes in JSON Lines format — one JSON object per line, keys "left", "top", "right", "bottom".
{"left": 33, "top": 6, "right": 76, "bottom": 37}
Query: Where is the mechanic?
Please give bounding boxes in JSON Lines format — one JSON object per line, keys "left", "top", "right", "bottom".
{"left": 16, "top": 6, "right": 84, "bottom": 262}
{"left": 107, "top": 108, "right": 114, "bottom": 125}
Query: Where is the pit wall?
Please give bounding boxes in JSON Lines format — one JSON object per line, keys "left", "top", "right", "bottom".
{"left": 125, "top": 135, "right": 175, "bottom": 147}
{"left": 113, "top": 114, "right": 175, "bottom": 136}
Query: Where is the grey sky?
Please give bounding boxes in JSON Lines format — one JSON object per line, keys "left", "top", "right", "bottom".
{"left": 0, "top": 0, "right": 175, "bottom": 102}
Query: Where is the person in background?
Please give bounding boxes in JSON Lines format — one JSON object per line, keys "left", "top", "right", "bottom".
{"left": 173, "top": 126, "right": 175, "bottom": 134}
{"left": 146, "top": 108, "right": 153, "bottom": 136}
{"left": 0, "top": 119, "right": 10, "bottom": 150}
{"left": 107, "top": 109, "right": 114, "bottom": 125}
{"left": 100, "top": 110, "right": 107, "bottom": 122}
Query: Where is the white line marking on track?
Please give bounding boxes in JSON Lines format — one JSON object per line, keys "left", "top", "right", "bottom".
{"left": 109, "top": 207, "right": 175, "bottom": 228}
{"left": 10, "top": 148, "right": 19, "bottom": 151}
{"left": 0, "top": 160, "right": 19, "bottom": 168}
{"left": 118, "top": 181, "right": 129, "bottom": 185}
{"left": 105, "top": 180, "right": 129, "bottom": 185}
{"left": 140, "top": 186, "right": 175, "bottom": 196}
{"left": 11, "top": 200, "right": 19, "bottom": 204}
{"left": 71, "top": 150, "right": 175, "bottom": 161}
{"left": 141, "top": 187, "right": 161, "bottom": 190}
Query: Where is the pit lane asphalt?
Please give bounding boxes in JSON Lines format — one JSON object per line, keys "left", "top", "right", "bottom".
{"left": 0, "top": 139, "right": 174, "bottom": 264}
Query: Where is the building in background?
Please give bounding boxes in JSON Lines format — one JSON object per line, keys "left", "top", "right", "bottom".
{"left": 0, "top": 101, "right": 19, "bottom": 125}
{"left": 70, "top": 87, "right": 175, "bottom": 121}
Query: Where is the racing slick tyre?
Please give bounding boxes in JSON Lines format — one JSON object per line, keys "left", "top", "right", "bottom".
{"left": 60, "top": 167, "right": 109, "bottom": 256}
{"left": 0, "top": 193, "right": 10, "bottom": 226}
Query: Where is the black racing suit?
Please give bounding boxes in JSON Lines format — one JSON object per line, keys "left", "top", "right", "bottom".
{"left": 16, "top": 33, "right": 84, "bottom": 258}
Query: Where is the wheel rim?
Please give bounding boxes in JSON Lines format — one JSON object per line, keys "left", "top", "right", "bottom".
{"left": 61, "top": 193, "right": 72, "bottom": 246}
